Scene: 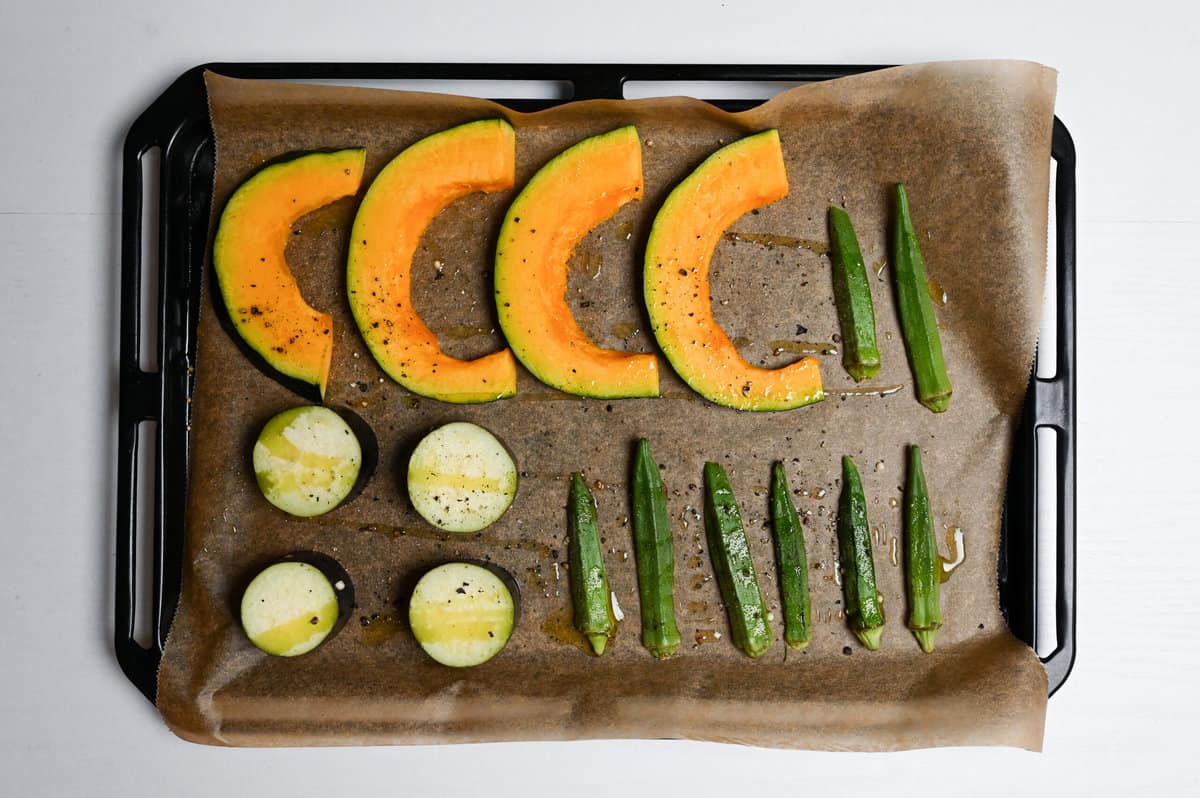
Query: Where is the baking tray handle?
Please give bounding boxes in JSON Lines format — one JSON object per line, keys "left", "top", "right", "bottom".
{"left": 116, "top": 72, "right": 200, "bottom": 701}
{"left": 1039, "top": 118, "right": 1077, "bottom": 695}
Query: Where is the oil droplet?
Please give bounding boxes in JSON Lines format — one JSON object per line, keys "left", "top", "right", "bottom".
{"left": 611, "top": 321, "right": 640, "bottom": 339}
{"left": 889, "top": 536, "right": 899, "bottom": 567}
{"left": 827, "top": 384, "right": 905, "bottom": 398}
{"left": 359, "top": 614, "right": 403, "bottom": 646}
{"left": 724, "top": 231, "right": 829, "bottom": 255}
{"left": 686, "top": 600, "right": 709, "bottom": 614}
{"left": 814, "top": 487, "right": 827, "bottom": 499}
{"left": 768, "top": 339, "right": 839, "bottom": 356}
{"left": 888, "top": 497, "right": 899, "bottom": 508}
{"left": 873, "top": 259, "right": 887, "bottom": 277}
{"left": 731, "top": 336, "right": 752, "bottom": 349}
{"left": 617, "top": 221, "right": 634, "bottom": 241}
{"left": 871, "top": 527, "right": 881, "bottom": 545}
{"left": 350, "top": 521, "right": 553, "bottom": 559}
{"left": 688, "top": 556, "right": 703, "bottom": 569}
{"left": 440, "top": 324, "right": 493, "bottom": 340}
{"left": 874, "top": 460, "right": 885, "bottom": 472}
{"left": 693, "top": 628, "right": 719, "bottom": 647}
{"left": 542, "top": 606, "right": 593, "bottom": 654}
{"left": 572, "top": 250, "right": 604, "bottom": 280}
{"left": 927, "top": 278, "right": 948, "bottom": 306}
{"left": 403, "top": 395, "right": 420, "bottom": 409}
{"left": 526, "top": 566, "right": 549, "bottom": 595}
{"left": 691, "top": 574, "right": 708, "bottom": 590}
{"left": 518, "top": 392, "right": 583, "bottom": 402}
{"left": 940, "top": 527, "right": 966, "bottom": 581}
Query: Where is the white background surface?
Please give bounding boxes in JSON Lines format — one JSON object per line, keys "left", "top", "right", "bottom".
{"left": 2, "top": 0, "right": 1197, "bottom": 794}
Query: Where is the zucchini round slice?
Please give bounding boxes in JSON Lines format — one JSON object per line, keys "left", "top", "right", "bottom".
{"left": 240, "top": 561, "right": 341, "bottom": 656}
{"left": 407, "top": 422, "right": 517, "bottom": 533}
{"left": 253, "top": 405, "right": 363, "bottom": 517}
{"left": 409, "top": 562, "right": 516, "bottom": 667}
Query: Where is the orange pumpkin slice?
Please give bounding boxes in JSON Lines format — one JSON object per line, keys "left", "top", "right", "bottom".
{"left": 644, "top": 130, "right": 824, "bottom": 411}
{"left": 495, "top": 126, "right": 659, "bottom": 398}
{"left": 347, "top": 119, "right": 518, "bottom": 404}
{"left": 213, "top": 149, "right": 365, "bottom": 398}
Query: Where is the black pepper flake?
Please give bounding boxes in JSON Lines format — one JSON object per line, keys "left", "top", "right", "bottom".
{"left": 310, "top": 616, "right": 319, "bottom": 625}
{"left": 842, "top": 646, "right": 853, "bottom": 655}
{"left": 678, "top": 268, "right": 688, "bottom": 276}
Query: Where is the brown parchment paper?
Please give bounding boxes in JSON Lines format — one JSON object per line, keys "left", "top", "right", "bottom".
{"left": 157, "top": 61, "right": 1057, "bottom": 750}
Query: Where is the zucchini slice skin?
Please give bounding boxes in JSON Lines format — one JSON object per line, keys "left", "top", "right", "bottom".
{"left": 904, "top": 445, "right": 943, "bottom": 652}
{"left": 630, "top": 439, "right": 682, "bottom": 658}
{"left": 408, "top": 562, "right": 516, "bottom": 667}
{"left": 770, "top": 463, "right": 812, "bottom": 650}
{"left": 568, "top": 473, "right": 617, "bottom": 655}
{"left": 837, "top": 455, "right": 885, "bottom": 650}
{"left": 253, "top": 405, "right": 363, "bottom": 518}
{"left": 703, "top": 462, "right": 773, "bottom": 658}
{"left": 407, "top": 422, "right": 518, "bottom": 533}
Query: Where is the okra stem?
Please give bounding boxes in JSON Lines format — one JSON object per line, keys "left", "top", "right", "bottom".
{"left": 892, "top": 184, "right": 952, "bottom": 412}
{"left": 837, "top": 455, "right": 885, "bottom": 649}
{"left": 769, "top": 463, "right": 812, "bottom": 649}
{"left": 568, "top": 473, "right": 616, "bottom": 655}
{"left": 904, "top": 446, "right": 942, "bottom": 653}
{"left": 703, "top": 462, "right": 773, "bottom": 658}
{"left": 828, "top": 206, "right": 881, "bottom": 382}
{"left": 630, "top": 440, "right": 682, "bottom": 658}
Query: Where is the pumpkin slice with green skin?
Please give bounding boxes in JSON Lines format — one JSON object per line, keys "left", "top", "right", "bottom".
{"left": 644, "top": 130, "right": 823, "bottom": 411}
{"left": 495, "top": 126, "right": 658, "bottom": 398}
{"left": 347, "top": 120, "right": 518, "bottom": 404}
{"left": 214, "top": 148, "right": 366, "bottom": 399}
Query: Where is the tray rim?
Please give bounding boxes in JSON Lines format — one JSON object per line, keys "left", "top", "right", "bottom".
{"left": 114, "top": 61, "right": 1076, "bottom": 707}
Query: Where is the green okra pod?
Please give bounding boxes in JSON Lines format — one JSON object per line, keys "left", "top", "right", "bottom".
{"left": 769, "top": 463, "right": 812, "bottom": 650}
{"left": 837, "top": 455, "right": 885, "bottom": 649}
{"left": 630, "top": 439, "right": 682, "bottom": 658}
{"left": 904, "top": 446, "right": 942, "bottom": 653}
{"left": 892, "top": 184, "right": 952, "bottom": 412}
{"left": 828, "top": 206, "right": 881, "bottom": 382}
{"left": 568, "top": 472, "right": 616, "bottom": 656}
{"left": 703, "top": 462, "right": 773, "bottom": 658}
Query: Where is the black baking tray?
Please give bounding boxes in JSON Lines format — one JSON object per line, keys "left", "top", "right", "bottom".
{"left": 115, "top": 63, "right": 1076, "bottom": 705}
